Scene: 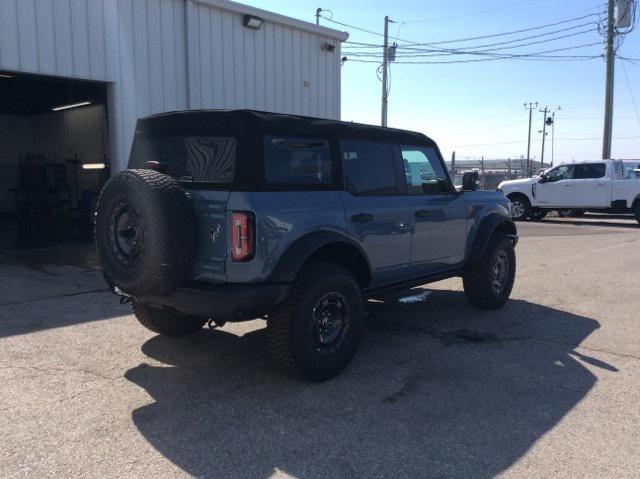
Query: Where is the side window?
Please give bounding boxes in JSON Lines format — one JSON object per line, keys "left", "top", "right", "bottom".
{"left": 546, "top": 165, "right": 574, "bottom": 182}
{"left": 264, "top": 136, "right": 332, "bottom": 185}
{"left": 401, "top": 146, "right": 450, "bottom": 194}
{"left": 575, "top": 163, "right": 606, "bottom": 179}
{"left": 341, "top": 140, "right": 398, "bottom": 195}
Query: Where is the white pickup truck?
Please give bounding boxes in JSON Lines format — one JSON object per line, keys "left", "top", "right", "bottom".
{"left": 498, "top": 160, "right": 640, "bottom": 224}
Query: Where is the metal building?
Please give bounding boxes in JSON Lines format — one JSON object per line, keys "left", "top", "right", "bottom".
{"left": 0, "top": 0, "right": 346, "bottom": 248}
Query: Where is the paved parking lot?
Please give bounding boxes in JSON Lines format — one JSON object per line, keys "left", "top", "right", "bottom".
{"left": 1, "top": 215, "right": 639, "bottom": 478}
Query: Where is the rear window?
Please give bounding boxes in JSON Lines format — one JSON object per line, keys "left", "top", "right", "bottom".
{"left": 129, "top": 135, "right": 236, "bottom": 183}
{"left": 263, "top": 136, "right": 332, "bottom": 185}
{"left": 574, "top": 163, "right": 606, "bottom": 179}
{"left": 342, "top": 140, "right": 398, "bottom": 195}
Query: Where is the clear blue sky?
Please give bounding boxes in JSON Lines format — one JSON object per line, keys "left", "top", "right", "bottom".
{"left": 242, "top": 0, "right": 639, "bottom": 164}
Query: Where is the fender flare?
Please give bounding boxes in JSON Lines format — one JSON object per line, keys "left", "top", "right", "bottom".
{"left": 270, "top": 231, "right": 372, "bottom": 283}
{"left": 466, "top": 214, "right": 518, "bottom": 264}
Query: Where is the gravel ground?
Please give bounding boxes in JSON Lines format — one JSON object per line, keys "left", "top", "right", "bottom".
{"left": 0, "top": 216, "right": 638, "bottom": 478}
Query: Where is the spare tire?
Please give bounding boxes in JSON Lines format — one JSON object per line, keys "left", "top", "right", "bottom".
{"left": 95, "top": 169, "right": 195, "bottom": 296}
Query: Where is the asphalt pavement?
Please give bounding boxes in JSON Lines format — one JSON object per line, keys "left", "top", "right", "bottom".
{"left": 1, "top": 215, "right": 638, "bottom": 478}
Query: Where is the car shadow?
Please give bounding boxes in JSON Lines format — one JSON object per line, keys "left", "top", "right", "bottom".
{"left": 541, "top": 218, "right": 638, "bottom": 229}
{"left": 125, "top": 290, "right": 610, "bottom": 478}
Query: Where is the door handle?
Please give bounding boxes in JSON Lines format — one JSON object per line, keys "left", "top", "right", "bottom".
{"left": 563, "top": 184, "right": 572, "bottom": 187}
{"left": 414, "top": 209, "right": 432, "bottom": 218}
{"left": 352, "top": 213, "right": 374, "bottom": 223}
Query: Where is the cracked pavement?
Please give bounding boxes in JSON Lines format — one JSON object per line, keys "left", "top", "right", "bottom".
{"left": 0, "top": 216, "right": 639, "bottom": 478}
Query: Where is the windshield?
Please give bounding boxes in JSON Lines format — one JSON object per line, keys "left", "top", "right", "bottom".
{"left": 128, "top": 135, "right": 236, "bottom": 183}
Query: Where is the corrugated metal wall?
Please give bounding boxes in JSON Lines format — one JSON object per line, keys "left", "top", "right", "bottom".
{"left": 0, "top": 0, "right": 344, "bottom": 171}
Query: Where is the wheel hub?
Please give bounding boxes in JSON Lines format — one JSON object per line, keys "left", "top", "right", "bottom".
{"left": 312, "top": 292, "right": 348, "bottom": 349}
{"left": 492, "top": 251, "right": 509, "bottom": 293}
{"left": 510, "top": 200, "right": 525, "bottom": 219}
{"left": 110, "top": 202, "right": 143, "bottom": 265}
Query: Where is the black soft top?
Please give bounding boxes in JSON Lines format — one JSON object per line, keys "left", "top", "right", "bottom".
{"left": 137, "top": 109, "right": 435, "bottom": 146}
{"left": 133, "top": 109, "right": 439, "bottom": 190}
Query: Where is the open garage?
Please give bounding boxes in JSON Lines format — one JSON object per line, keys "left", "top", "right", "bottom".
{"left": 0, "top": 72, "right": 110, "bottom": 248}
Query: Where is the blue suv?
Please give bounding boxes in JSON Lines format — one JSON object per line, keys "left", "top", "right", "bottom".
{"left": 95, "top": 110, "right": 517, "bottom": 381}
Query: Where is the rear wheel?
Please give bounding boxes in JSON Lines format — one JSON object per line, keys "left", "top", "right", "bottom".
{"left": 507, "top": 194, "right": 531, "bottom": 221}
{"left": 266, "top": 262, "right": 364, "bottom": 381}
{"left": 463, "top": 235, "right": 516, "bottom": 310}
{"left": 132, "top": 301, "right": 206, "bottom": 336}
{"left": 634, "top": 203, "right": 640, "bottom": 225}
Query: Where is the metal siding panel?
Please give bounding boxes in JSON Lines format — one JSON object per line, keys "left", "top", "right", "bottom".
{"left": 244, "top": 25, "right": 256, "bottom": 109}
{"left": 310, "top": 34, "right": 319, "bottom": 116}
{"left": 146, "top": 0, "right": 164, "bottom": 112}
{"left": 232, "top": 13, "right": 244, "bottom": 107}
{"left": 282, "top": 26, "right": 293, "bottom": 114}
{"left": 0, "top": 1, "right": 20, "bottom": 70}
{"left": 34, "top": 0, "right": 56, "bottom": 73}
{"left": 263, "top": 22, "right": 275, "bottom": 112}
{"left": 132, "top": 0, "right": 150, "bottom": 115}
{"left": 301, "top": 32, "right": 311, "bottom": 116}
{"left": 221, "top": 10, "right": 234, "bottom": 108}
{"left": 173, "top": 0, "right": 187, "bottom": 109}
{"left": 70, "top": 0, "right": 90, "bottom": 77}
{"left": 16, "top": 0, "right": 38, "bottom": 71}
{"left": 53, "top": 0, "right": 74, "bottom": 75}
{"left": 160, "top": 0, "right": 177, "bottom": 110}
{"left": 211, "top": 7, "right": 224, "bottom": 107}
{"left": 198, "top": 5, "right": 212, "bottom": 108}
{"left": 254, "top": 16, "right": 266, "bottom": 111}
{"left": 87, "top": 0, "right": 107, "bottom": 79}
{"left": 273, "top": 24, "right": 284, "bottom": 113}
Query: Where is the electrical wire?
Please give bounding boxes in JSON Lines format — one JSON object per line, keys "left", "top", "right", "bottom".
{"left": 620, "top": 59, "right": 640, "bottom": 128}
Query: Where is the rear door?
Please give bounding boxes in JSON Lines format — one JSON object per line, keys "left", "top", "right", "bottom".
{"left": 400, "top": 145, "right": 467, "bottom": 275}
{"left": 536, "top": 164, "right": 575, "bottom": 207}
{"left": 572, "top": 163, "right": 610, "bottom": 207}
{"left": 340, "top": 140, "right": 413, "bottom": 286}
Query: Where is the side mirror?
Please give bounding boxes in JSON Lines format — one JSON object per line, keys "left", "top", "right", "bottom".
{"left": 538, "top": 174, "right": 548, "bottom": 184}
{"left": 462, "top": 171, "right": 479, "bottom": 192}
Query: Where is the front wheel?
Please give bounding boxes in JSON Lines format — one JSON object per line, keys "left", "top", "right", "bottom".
{"left": 508, "top": 195, "right": 531, "bottom": 221}
{"left": 267, "top": 262, "right": 364, "bottom": 381}
{"left": 132, "top": 301, "right": 206, "bottom": 336}
{"left": 463, "top": 235, "right": 516, "bottom": 310}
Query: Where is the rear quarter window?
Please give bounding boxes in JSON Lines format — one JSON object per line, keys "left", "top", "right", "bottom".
{"left": 263, "top": 136, "right": 333, "bottom": 186}
{"left": 129, "top": 136, "right": 236, "bottom": 183}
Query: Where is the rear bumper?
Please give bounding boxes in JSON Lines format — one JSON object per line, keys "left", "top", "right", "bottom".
{"left": 135, "top": 281, "right": 291, "bottom": 321}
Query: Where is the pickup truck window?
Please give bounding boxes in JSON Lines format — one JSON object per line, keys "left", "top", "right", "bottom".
{"left": 574, "top": 164, "right": 606, "bottom": 179}
{"left": 401, "top": 146, "right": 450, "bottom": 194}
{"left": 546, "top": 165, "right": 574, "bottom": 182}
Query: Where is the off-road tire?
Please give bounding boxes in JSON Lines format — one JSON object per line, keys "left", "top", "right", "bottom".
{"left": 266, "top": 262, "right": 364, "bottom": 381}
{"left": 132, "top": 300, "right": 206, "bottom": 336}
{"left": 463, "top": 234, "right": 516, "bottom": 310}
{"left": 507, "top": 194, "right": 531, "bottom": 221}
{"left": 95, "top": 169, "right": 195, "bottom": 296}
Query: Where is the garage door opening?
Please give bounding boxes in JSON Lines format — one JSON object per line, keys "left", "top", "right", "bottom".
{"left": 0, "top": 71, "right": 111, "bottom": 250}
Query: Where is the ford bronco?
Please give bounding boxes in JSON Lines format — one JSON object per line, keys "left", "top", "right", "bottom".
{"left": 95, "top": 110, "right": 517, "bottom": 381}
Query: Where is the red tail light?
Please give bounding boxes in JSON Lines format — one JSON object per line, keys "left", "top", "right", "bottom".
{"left": 230, "top": 212, "right": 255, "bottom": 262}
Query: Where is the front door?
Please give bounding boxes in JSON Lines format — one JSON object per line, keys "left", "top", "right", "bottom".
{"left": 340, "top": 140, "right": 413, "bottom": 286}
{"left": 536, "top": 164, "right": 575, "bottom": 207}
{"left": 400, "top": 145, "right": 467, "bottom": 275}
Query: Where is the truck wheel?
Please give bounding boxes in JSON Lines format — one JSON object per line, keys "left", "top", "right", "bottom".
{"left": 527, "top": 209, "right": 547, "bottom": 221}
{"left": 131, "top": 300, "right": 206, "bottom": 336}
{"left": 635, "top": 203, "right": 640, "bottom": 225}
{"left": 267, "top": 262, "right": 364, "bottom": 381}
{"left": 463, "top": 234, "right": 516, "bottom": 310}
{"left": 507, "top": 194, "right": 530, "bottom": 221}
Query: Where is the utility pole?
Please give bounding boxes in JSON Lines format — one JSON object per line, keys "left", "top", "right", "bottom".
{"left": 381, "top": 15, "right": 391, "bottom": 127}
{"left": 549, "top": 106, "right": 561, "bottom": 167}
{"left": 602, "top": 0, "right": 616, "bottom": 159}
{"left": 315, "top": 8, "right": 322, "bottom": 25}
{"left": 539, "top": 106, "right": 549, "bottom": 170}
{"left": 524, "top": 102, "right": 538, "bottom": 175}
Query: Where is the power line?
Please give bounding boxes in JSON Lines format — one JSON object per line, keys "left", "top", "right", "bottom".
{"left": 620, "top": 59, "right": 640, "bottom": 127}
